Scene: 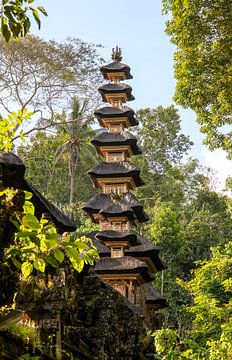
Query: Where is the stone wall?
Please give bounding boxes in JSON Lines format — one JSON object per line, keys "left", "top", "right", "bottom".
{"left": 15, "top": 271, "right": 155, "bottom": 359}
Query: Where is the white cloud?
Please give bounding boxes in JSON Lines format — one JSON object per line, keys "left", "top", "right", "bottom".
{"left": 201, "top": 147, "right": 232, "bottom": 193}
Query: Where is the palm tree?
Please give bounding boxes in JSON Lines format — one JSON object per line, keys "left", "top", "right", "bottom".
{"left": 48, "top": 97, "right": 98, "bottom": 218}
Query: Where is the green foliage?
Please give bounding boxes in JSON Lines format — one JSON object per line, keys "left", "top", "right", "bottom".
{"left": 152, "top": 242, "right": 232, "bottom": 359}
{"left": 135, "top": 106, "right": 198, "bottom": 210}
{"left": 145, "top": 184, "right": 232, "bottom": 328}
{"left": 1, "top": 188, "right": 98, "bottom": 279}
{"left": 0, "top": 109, "right": 32, "bottom": 151}
{"left": 0, "top": 0, "right": 47, "bottom": 42}
{"left": 163, "top": 0, "right": 232, "bottom": 156}
{"left": 17, "top": 123, "right": 97, "bottom": 212}
{"left": 136, "top": 105, "right": 193, "bottom": 172}
{"left": 10, "top": 321, "right": 41, "bottom": 349}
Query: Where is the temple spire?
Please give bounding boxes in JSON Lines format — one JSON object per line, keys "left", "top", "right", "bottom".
{"left": 84, "top": 48, "right": 167, "bottom": 319}
{"left": 111, "top": 45, "right": 122, "bottom": 62}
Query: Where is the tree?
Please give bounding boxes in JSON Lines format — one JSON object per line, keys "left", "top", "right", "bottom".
{"left": 0, "top": 108, "right": 33, "bottom": 151}
{"left": 163, "top": 0, "right": 232, "bottom": 157}
{"left": 136, "top": 105, "right": 193, "bottom": 173}
{"left": 0, "top": 0, "right": 47, "bottom": 42}
{"left": 146, "top": 185, "right": 232, "bottom": 311}
{"left": 134, "top": 105, "right": 195, "bottom": 208}
{"left": 0, "top": 35, "right": 102, "bottom": 140}
{"left": 52, "top": 97, "right": 98, "bottom": 212}
{"left": 153, "top": 242, "right": 232, "bottom": 360}
{"left": 182, "top": 189, "right": 232, "bottom": 270}
{"left": 17, "top": 102, "right": 99, "bottom": 221}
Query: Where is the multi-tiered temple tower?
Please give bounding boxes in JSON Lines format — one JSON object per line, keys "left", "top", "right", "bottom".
{"left": 84, "top": 47, "right": 166, "bottom": 321}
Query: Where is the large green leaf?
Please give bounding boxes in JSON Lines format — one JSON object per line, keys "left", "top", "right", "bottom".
{"left": 72, "top": 259, "right": 85, "bottom": 273}
{"left": 34, "top": 258, "right": 45, "bottom": 272}
{"left": 66, "top": 247, "right": 85, "bottom": 272}
{"left": 23, "top": 200, "right": 35, "bottom": 215}
{"left": 54, "top": 250, "right": 64, "bottom": 263}
{"left": 66, "top": 247, "right": 80, "bottom": 262}
{"left": 47, "top": 256, "right": 59, "bottom": 268}
{"left": 24, "top": 191, "right": 33, "bottom": 200}
{"left": 44, "top": 239, "right": 58, "bottom": 249}
{"left": 22, "top": 214, "right": 40, "bottom": 230}
{"left": 32, "top": 9, "right": 41, "bottom": 29}
{"left": 1, "top": 17, "right": 11, "bottom": 42}
{"left": 21, "top": 262, "right": 33, "bottom": 278}
{"left": 75, "top": 241, "right": 89, "bottom": 251}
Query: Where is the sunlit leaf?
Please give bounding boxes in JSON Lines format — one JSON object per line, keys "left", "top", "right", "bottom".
{"left": 34, "top": 258, "right": 45, "bottom": 272}
{"left": 21, "top": 262, "right": 33, "bottom": 278}
{"left": 54, "top": 250, "right": 64, "bottom": 263}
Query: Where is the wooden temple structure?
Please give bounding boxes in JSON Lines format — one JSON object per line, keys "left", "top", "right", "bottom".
{"left": 84, "top": 47, "right": 167, "bottom": 319}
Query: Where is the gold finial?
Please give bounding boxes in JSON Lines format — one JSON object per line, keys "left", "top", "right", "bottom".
{"left": 111, "top": 45, "right": 122, "bottom": 62}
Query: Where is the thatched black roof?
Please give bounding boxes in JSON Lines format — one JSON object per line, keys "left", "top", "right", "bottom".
{"left": 95, "top": 256, "right": 153, "bottom": 283}
{"left": 0, "top": 151, "right": 25, "bottom": 178}
{"left": 94, "top": 106, "right": 139, "bottom": 127}
{"left": 123, "top": 192, "right": 149, "bottom": 223}
{"left": 0, "top": 151, "right": 76, "bottom": 233}
{"left": 96, "top": 230, "right": 140, "bottom": 247}
{"left": 98, "top": 83, "right": 135, "bottom": 102}
{"left": 87, "top": 231, "right": 166, "bottom": 272}
{"left": 123, "top": 192, "right": 142, "bottom": 208}
{"left": 146, "top": 283, "right": 167, "bottom": 308}
{"left": 99, "top": 201, "right": 136, "bottom": 221}
{"left": 83, "top": 193, "right": 112, "bottom": 214}
{"left": 87, "top": 161, "right": 144, "bottom": 187}
{"left": 83, "top": 193, "right": 147, "bottom": 224}
{"left": 87, "top": 232, "right": 110, "bottom": 256}
{"left": 125, "top": 235, "right": 167, "bottom": 272}
{"left": 100, "top": 61, "right": 133, "bottom": 80}
{"left": 91, "top": 131, "right": 142, "bottom": 156}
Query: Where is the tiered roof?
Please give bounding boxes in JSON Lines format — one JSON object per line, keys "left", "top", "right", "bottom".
{"left": 146, "top": 283, "right": 167, "bottom": 308}
{"left": 0, "top": 151, "right": 76, "bottom": 233}
{"left": 98, "top": 83, "right": 135, "bottom": 103}
{"left": 95, "top": 257, "right": 153, "bottom": 283}
{"left": 94, "top": 106, "right": 139, "bottom": 128}
{"left": 91, "top": 131, "right": 142, "bottom": 157}
{"left": 83, "top": 192, "right": 148, "bottom": 224}
{"left": 95, "top": 230, "right": 139, "bottom": 247}
{"left": 100, "top": 61, "right": 133, "bottom": 80}
{"left": 85, "top": 48, "right": 167, "bottom": 315}
{"left": 87, "top": 161, "right": 144, "bottom": 188}
{"left": 100, "top": 46, "right": 133, "bottom": 81}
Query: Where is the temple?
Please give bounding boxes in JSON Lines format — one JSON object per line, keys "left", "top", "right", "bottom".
{"left": 0, "top": 48, "right": 168, "bottom": 358}
{"left": 84, "top": 47, "right": 167, "bottom": 321}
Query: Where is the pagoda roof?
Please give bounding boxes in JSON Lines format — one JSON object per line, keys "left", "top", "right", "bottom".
{"left": 98, "top": 83, "right": 135, "bottom": 102}
{"left": 125, "top": 235, "right": 167, "bottom": 272}
{"left": 87, "top": 161, "right": 144, "bottom": 187}
{"left": 95, "top": 230, "right": 140, "bottom": 247}
{"left": 146, "top": 283, "right": 167, "bottom": 308}
{"left": 87, "top": 231, "right": 166, "bottom": 272}
{"left": 91, "top": 131, "right": 142, "bottom": 156}
{"left": 99, "top": 201, "right": 136, "bottom": 220}
{"left": 100, "top": 61, "right": 133, "bottom": 80}
{"left": 87, "top": 231, "right": 111, "bottom": 256}
{"left": 92, "top": 238, "right": 110, "bottom": 256}
{"left": 95, "top": 256, "right": 153, "bottom": 283}
{"left": 83, "top": 193, "right": 148, "bottom": 224}
{"left": 123, "top": 192, "right": 149, "bottom": 223}
{"left": 0, "top": 151, "right": 76, "bottom": 233}
{"left": 94, "top": 106, "right": 139, "bottom": 127}
{"left": 0, "top": 150, "right": 26, "bottom": 178}
{"left": 83, "top": 193, "right": 112, "bottom": 214}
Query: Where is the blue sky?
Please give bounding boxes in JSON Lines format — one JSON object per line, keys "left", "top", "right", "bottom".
{"left": 31, "top": 0, "right": 231, "bottom": 188}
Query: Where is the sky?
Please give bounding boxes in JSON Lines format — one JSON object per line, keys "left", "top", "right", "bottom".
{"left": 31, "top": 0, "right": 231, "bottom": 190}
